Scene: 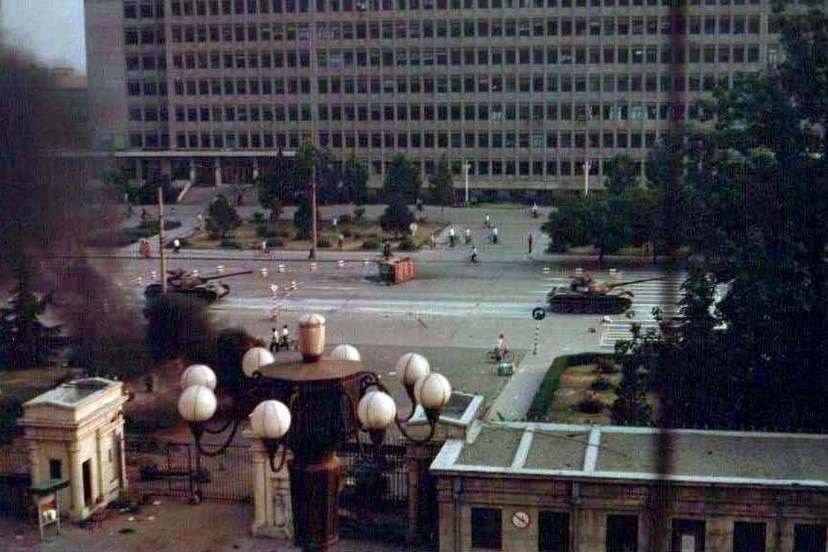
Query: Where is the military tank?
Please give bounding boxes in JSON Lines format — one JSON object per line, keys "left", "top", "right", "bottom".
{"left": 532, "top": 274, "right": 664, "bottom": 318}
{"left": 144, "top": 268, "right": 253, "bottom": 304}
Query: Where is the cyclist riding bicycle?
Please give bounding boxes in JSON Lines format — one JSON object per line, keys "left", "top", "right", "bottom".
{"left": 495, "top": 333, "right": 508, "bottom": 361}
{"left": 470, "top": 246, "right": 479, "bottom": 263}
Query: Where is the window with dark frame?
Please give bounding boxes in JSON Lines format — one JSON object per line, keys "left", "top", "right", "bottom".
{"left": 471, "top": 507, "right": 502, "bottom": 550}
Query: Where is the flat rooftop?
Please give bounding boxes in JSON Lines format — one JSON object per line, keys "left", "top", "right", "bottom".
{"left": 24, "top": 378, "right": 114, "bottom": 407}
{"left": 431, "top": 423, "right": 828, "bottom": 489}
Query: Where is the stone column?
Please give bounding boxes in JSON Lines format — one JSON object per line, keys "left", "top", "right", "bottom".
{"left": 249, "top": 436, "right": 293, "bottom": 540}
{"left": 214, "top": 159, "right": 222, "bottom": 187}
{"left": 68, "top": 445, "right": 84, "bottom": 520}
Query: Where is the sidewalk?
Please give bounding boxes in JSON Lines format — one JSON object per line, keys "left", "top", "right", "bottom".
{"left": 1, "top": 499, "right": 412, "bottom": 552}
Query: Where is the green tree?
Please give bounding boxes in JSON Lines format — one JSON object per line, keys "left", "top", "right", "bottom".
{"left": 603, "top": 155, "right": 638, "bottom": 196}
{"left": 0, "top": 278, "right": 61, "bottom": 370}
{"left": 100, "top": 167, "right": 130, "bottom": 201}
{"left": 258, "top": 149, "right": 290, "bottom": 219}
{"left": 640, "top": 4, "right": 828, "bottom": 431}
{"left": 383, "top": 153, "right": 420, "bottom": 203}
{"left": 379, "top": 195, "right": 415, "bottom": 236}
{"left": 342, "top": 154, "right": 369, "bottom": 205}
{"left": 428, "top": 155, "right": 454, "bottom": 206}
{"left": 206, "top": 194, "right": 241, "bottom": 238}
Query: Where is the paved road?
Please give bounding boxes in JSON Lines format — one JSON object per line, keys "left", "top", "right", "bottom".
{"left": 106, "top": 200, "right": 682, "bottom": 421}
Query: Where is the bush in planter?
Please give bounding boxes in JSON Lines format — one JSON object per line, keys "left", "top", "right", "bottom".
{"left": 220, "top": 239, "right": 241, "bottom": 249}
{"left": 266, "top": 238, "right": 283, "bottom": 248}
{"left": 339, "top": 213, "right": 353, "bottom": 224}
{"left": 397, "top": 237, "right": 417, "bottom": 251}
{"left": 342, "top": 229, "right": 353, "bottom": 238}
{"left": 362, "top": 239, "right": 380, "bottom": 250}
{"left": 317, "top": 237, "right": 332, "bottom": 248}
{"left": 596, "top": 356, "right": 619, "bottom": 374}
{"left": 577, "top": 397, "right": 605, "bottom": 414}
{"left": 250, "top": 212, "right": 266, "bottom": 224}
{"left": 255, "top": 225, "right": 279, "bottom": 239}
{"left": 590, "top": 377, "right": 615, "bottom": 391}
{"left": 278, "top": 228, "right": 292, "bottom": 238}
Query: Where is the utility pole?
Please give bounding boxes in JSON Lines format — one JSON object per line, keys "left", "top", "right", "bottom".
{"left": 310, "top": 165, "right": 318, "bottom": 260}
{"left": 157, "top": 187, "right": 167, "bottom": 294}
{"left": 463, "top": 161, "right": 471, "bottom": 206}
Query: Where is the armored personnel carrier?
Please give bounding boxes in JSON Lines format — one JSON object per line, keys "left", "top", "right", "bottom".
{"left": 532, "top": 274, "right": 664, "bottom": 318}
{"left": 144, "top": 268, "right": 252, "bottom": 303}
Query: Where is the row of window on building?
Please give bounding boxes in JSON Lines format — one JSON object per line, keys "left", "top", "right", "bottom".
{"left": 162, "top": 14, "right": 767, "bottom": 45}
{"left": 156, "top": 70, "right": 740, "bottom": 97}
{"left": 136, "top": 126, "right": 660, "bottom": 154}
{"left": 471, "top": 507, "right": 826, "bottom": 552}
{"left": 147, "top": 43, "right": 764, "bottom": 72}
{"left": 139, "top": 0, "right": 766, "bottom": 21}
{"left": 155, "top": 100, "right": 706, "bottom": 123}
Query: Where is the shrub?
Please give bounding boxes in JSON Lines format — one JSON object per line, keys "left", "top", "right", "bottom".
{"left": 354, "top": 206, "right": 366, "bottom": 222}
{"left": 342, "top": 229, "right": 353, "bottom": 238}
{"left": 596, "top": 357, "right": 619, "bottom": 374}
{"left": 256, "top": 225, "right": 279, "bottom": 239}
{"left": 577, "top": 398, "right": 605, "bottom": 414}
{"left": 339, "top": 213, "right": 353, "bottom": 224}
{"left": 278, "top": 228, "right": 292, "bottom": 238}
{"left": 590, "top": 377, "right": 615, "bottom": 391}
{"left": 220, "top": 239, "right": 241, "bottom": 248}
{"left": 266, "top": 238, "right": 283, "bottom": 248}
{"left": 250, "top": 212, "right": 266, "bottom": 224}
{"left": 362, "top": 239, "right": 380, "bottom": 250}
{"left": 397, "top": 237, "right": 417, "bottom": 251}
{"left": 317, "top": 237, "right": 331, "bottom": 248}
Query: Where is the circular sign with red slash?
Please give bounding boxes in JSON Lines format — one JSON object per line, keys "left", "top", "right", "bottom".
{"left": 511, "top": 510, "right": 531, "bottom": 529}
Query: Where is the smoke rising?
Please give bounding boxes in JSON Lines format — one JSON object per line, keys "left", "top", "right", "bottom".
{"left": 0, "top": 44, "right": 143, "bottom": 374}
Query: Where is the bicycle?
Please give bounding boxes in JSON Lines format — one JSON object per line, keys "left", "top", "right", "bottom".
{"left": 486, "top": 348, "right": 514, "bottom": 363}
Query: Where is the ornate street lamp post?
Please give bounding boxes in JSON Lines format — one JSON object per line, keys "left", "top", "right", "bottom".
{"left": 177, "top": 314, "right": 451, "bottom": 552}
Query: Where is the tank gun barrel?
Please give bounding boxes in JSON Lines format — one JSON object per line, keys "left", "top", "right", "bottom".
{"left": 199, "top": 269, "right": 253, "bottom": 281}
{"left": 606, "top": 276, "right": 665, "bottom": 289}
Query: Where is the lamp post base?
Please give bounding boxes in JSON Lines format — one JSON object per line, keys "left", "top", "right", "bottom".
{"left": 290, "top": 453, "right": 341, "bottom": 552}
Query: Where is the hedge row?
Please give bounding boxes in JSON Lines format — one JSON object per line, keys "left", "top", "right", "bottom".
{"left": 525, "top": 352, "right": 614, "bottom": 422}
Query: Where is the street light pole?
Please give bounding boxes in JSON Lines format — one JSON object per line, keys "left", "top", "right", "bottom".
{"left": 310, "top": 165, "right": 318, "bottom": 260}
{"left": 463, "top": 161, "right": 470, "bottom": 206}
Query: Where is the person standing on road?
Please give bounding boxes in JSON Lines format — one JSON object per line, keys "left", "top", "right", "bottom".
{"left": 484, "top": 213, "right": 491, "bottom": 228}
{"left": 464, "top": 227, "right": 472, "bottom": 244}
{"left": 531, "top": 203, "right": 539, "bottom": 218}
{"left": 496, "top": 333, "right": 507, "bottom": 361}
{"left": 338, "top": 233, "right": 345, "bottom": 250}
{"left": 448, "top": 226, "right": 456, "bottom": 247}
{"left": 280, "top": 324, "right": 290, "bottom": 350}
{"left": 491, "top": 226, "right": 499, "bottom": 244}
{"left": 173, "top": 237, "right": 182, "bottom": 253}
{"left": 527, "top": 232, "right": 534, "bottom": 255}
{"left": 270, "top": 327, "right": 280, "bottom": 353}
{"left": 429, "top": 233, "right": 436, "bottom": 249}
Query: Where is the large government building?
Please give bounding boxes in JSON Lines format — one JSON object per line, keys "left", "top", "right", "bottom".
{"left": 85, "top": 0, "right": 788, "bottom": 197}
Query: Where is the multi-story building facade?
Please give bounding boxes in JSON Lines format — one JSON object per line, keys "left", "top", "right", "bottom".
{"left": 85, "top": 0, "right": 786, "bottom": 197}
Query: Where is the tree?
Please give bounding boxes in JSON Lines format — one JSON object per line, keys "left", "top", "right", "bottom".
{"left": 293, "top": 196, "right": 318, "bottom": 240}
{"left": 639, "top": 4, "right": 828, "bottom": 431}
{"left": 603, "top": 155, "right": 638, "bottom": 196}
{"left": 0, "top": 279, "right": 61, "bottom": 370}
{"left": 429, "top": 155, "right": 454, "bottom": 206}
{"left": 383, "top": 154, "right": 420, "bottom": 204}
{"left": 258, "top": 149, "right": 291, "bottom": 218}
{"left": 100, "top": 167, "right": 130, "bottom": 201}
{"left": 342, "top": 154, "right": 369, "bottom": 205}
{"left": 206, "top": 194, "right": 241, "bottom": 238}
{"left": 379, "top": 195, "right": 415, "bottom": 236}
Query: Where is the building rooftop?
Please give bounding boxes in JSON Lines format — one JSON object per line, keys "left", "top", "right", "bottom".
{"left": 24, "top": 378, "right": 114, "bottom": 407}
{"left": 431, "top": 423, "right": 828, "bottom": 489}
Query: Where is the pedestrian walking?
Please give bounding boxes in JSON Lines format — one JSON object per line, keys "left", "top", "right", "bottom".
{"left": 338, "top": 233, "right": 345, "bottom": 250}
{"left": 270, "top": 327, "right": 280, "bottom": 353}
{"left": 491, "top": 226, "right": 499, "bottom": 245}
{"left": 531, "top": 203, "right": 539, "bottom": 218}
{"left": 448, "top": 226, "right": 457, "bottom": 247}
{"left": 527, "top": 232, "right": 534, "bottom": 255}
{"left": 173, "top": 237, "right": 182, "bottom": 253}
{"left": 139, "top": 239, "right": 151, "bottom": 259}
{"left": 261, "top": 239, "right": 268, "bottom": 255}
{"left": 464, "top": 228, "right": 472, "bottom": 244}
{"left": 429, "top": 233, "right": 436, "bottom": 250}
{"left": 484, "top": 213, "right": 491, "bottom": 228}
{"left": 280, "top": 324, "right": 290, "bottom": 350}
{"left": 332, "top": 216, "right": 338, "bottom": 228}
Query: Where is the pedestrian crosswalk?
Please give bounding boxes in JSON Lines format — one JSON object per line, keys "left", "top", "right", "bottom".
{"left": 599, "top": 273, "right": 686, "bottom": 349}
